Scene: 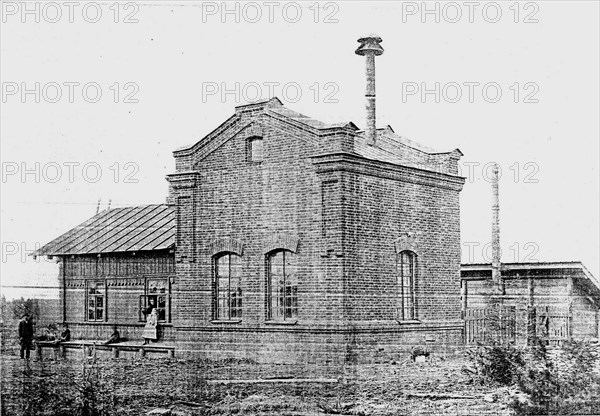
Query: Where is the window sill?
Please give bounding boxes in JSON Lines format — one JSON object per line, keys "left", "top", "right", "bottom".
{"left": 395, "top": 319, "right": 422, "bottom": 325}
{"left": 264, "top": 320, "right": 298, "bottom": 326}
{"left": 210, "top": 320, "right": 242, "bottom": 324}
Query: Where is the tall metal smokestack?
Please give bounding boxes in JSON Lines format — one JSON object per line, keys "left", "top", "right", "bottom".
{"left": 355, "top": 35, "right": 384, "bottom": 146}
{"left": 491, "top": 163, "right": 504, "bottom": 295}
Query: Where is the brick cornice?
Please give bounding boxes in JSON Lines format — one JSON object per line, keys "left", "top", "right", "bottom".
{"left": 166, "top": 171, "right": 200, "bottom": 189}
{"left": 312, "top": 152, "right": 465, "bottom": 191}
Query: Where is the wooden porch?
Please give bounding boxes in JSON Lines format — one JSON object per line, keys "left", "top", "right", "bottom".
{"left": 34, "top": 339, "right": 176, "bottom": 360}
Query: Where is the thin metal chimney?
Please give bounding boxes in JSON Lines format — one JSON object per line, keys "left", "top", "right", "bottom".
{"left": 491, "top": 163, "right": 504, "bottom": 295}
{"left": 355, "top": 35, "right": 384, "bottom": 146}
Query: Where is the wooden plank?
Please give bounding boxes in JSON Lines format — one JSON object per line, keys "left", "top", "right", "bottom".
{"left": 207, "top": 378, "right": 338, "bottom": 385}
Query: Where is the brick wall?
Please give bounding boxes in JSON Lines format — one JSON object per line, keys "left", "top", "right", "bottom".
{"left": 339, "top": 170, "right": 463, "bottom": 323}
{"left": 166, "top": 100, "right": 465, "bottom": 363}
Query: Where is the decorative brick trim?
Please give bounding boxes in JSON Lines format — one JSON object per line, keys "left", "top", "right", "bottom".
{"left": 166, "top": 172, "right": 200, "bottom": 189}
{"left": 240, "top": 123, "right": 264, "bottom": 140}
{"left": 106, "top": 277, "right": 146, "bottom": 287}
{"left": 66, "top": 280, "right": 85, "bottom": 288}
{"left": 312, "top": 152, "right": 465, "bottom": 191}
{"left": 208, "top": 238, "right": 244, "bottom": 256}
{"left": 264, "top": 234, "right": 299, "bottom": 254}
{"left": 394, "top": 232, "right": 420, "bottom": 255}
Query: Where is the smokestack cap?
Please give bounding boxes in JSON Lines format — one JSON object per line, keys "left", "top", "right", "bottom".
{"left": 355, "top": 36, "right": 384, "bottom": 56}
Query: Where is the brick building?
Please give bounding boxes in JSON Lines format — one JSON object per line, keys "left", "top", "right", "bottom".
{"left": 34, "top": 36, "right": 467, "bottom": 364}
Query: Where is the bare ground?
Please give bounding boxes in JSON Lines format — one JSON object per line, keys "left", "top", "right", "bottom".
{"left": 0, "top": 352, "right": 511, "bottom": 415}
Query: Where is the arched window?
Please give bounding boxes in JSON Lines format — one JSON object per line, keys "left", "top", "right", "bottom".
{"left": 247, "top": 137, "right": 264, "bottom": 163}
{"left": 398, "top": 250, "right": 417, "bottom": 320}
{"left": 266, "top": 250, "right": 298, "bottom": 320}
{"left": 214, "top": 253, "right": 243, "bottom": 320}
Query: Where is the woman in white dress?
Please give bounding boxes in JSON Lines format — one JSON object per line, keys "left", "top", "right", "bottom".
{"left": 142, "top": 303, "right": 158, "bottom": 345}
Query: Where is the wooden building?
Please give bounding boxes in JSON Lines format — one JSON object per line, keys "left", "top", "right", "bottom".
{"left": 461, "top": 262, "right": 600, "bottom": 345}
{"left": 35, "top": 204, "right": 176, "bottom": 343}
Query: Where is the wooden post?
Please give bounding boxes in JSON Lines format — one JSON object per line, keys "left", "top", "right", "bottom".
{"left": 167, "top": 349, "right": 174, "bottom": 359}
{"left": 36, "top": 344, "right": 43, "bottom": 361}
{"left": 60, "top": 258, "right": 67, "bottom": 323}
{"left": 461, "top": 280, "right": 468, "bottom": 315}
{"left": 567, "top": 277, "right": 573, "bottom": 341}
{"left": 527, "top": 275, "right": 536, "bottom": 345}
{"left": 461, "top": 281, "right": 468, "bottom": 344}
{"left": 112, "top": 347, "right": 119, "bottom": 358}
{"left": 491, "top": 163, "right": 504, "bottom": 297}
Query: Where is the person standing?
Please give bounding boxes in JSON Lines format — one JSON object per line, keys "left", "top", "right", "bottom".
{"left": 142, "top": 309, "right": 158, "bottom": 345}
{"left": 18, "top": 314, "right": 34, "bottom": 359}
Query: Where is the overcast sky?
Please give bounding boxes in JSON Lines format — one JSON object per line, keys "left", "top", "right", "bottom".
{"left": 1, "top": 1, "right": 598, "bottom": 300}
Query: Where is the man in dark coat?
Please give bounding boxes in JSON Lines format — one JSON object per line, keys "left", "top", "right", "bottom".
{"left": 18, "top": 314, "right": 34, "bottom": 359}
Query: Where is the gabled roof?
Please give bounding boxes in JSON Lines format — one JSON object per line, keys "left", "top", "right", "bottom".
{"left": 33, "top": 204, "right": 175, "bottom": 256}
{"left": 174, "top": 97, "right": 462, "bottom": 176}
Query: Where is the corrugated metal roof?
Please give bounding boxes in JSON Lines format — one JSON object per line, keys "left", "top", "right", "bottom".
{"left": 34, "top": 204, "right": 175, "bottom": 256}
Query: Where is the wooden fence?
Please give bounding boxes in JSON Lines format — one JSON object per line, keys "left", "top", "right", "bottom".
{"left": 535, "top": 305, "right": 570, "bottom": 346}
{"left": 464, "top": 306, "right": 516, "bottom": 345}
{"left": 464, "top": 305, "right": 571, "bottom": 346}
